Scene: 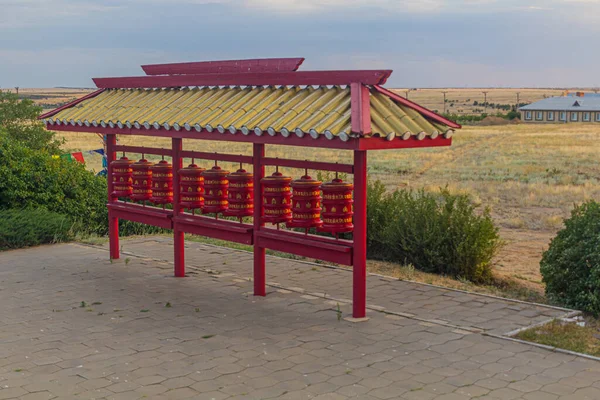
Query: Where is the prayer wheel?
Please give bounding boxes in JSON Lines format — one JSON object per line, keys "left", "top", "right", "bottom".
{"left": 320, "top": 178, "right": 354, "bottom": 234}
{"left": 224, "top": 168, "right": 254, "bottom": 218}
{"left": 179, "top": 162, "right": 205, "bottom": 210}
{"left": 202, "top": 165, "right": 229, "bottom": 214}
{"left": 150, "top": 160, "right": 173, "bottom": 204}
{"left": 111, "top": 156, "right": 134, "bottom": 199}
{"left": 131, "top": 158, "right": 153, "bottom": 201}
{"left": 261, "top": 171, "right": 292, "bottom": 224}
{"left": 287, "top": 175, "right": 323, "bottom": 229}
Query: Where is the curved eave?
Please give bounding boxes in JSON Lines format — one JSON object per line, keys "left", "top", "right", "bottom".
{"left": 44, "top": 121, "right": 453, "bottom": 151}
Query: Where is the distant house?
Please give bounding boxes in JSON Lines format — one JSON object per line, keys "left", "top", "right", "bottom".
{"left": 519, "top": 92, "right": 600, "bottom": 124}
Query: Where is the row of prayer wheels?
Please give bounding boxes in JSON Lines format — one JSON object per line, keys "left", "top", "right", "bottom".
{"left": 110, "top": 156, "right": 354, "bottom": 233}
{"left": 262, "top": 171, "right": 354, "bottom": 233}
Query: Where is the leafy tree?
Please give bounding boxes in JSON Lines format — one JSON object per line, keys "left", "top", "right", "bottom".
{"left": 0, "top": 90, "right": 62, "bottom": 153}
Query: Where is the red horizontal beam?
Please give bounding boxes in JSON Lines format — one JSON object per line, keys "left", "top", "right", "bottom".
{"left": 262, "top": 157, "right": 354, "bottom": 174}
{"left": 373, "top": 85, "right": 462, "bottom": 129}
{"left": 256, "top": 229, "right": 353, "bottom": 266}
{"left": 93, "top": 70, "right": 393, "bottom": 89}
{"left": 174, "top": 214, "right": 253, "bottom": 245}
{"left": 108, "top": 202, "right": 173, "bottom": 229}
{"left": 181, "top": 150, "right": 253, "bottom": 164}
{"left": 114, "top": 145, "right": 173, "bottom": 157}
{"left": 358, "top": 135, "right": 452, "bottom": 150}
{"left": 47, "top": 124, "right": 359, "bottom": 150}
{"left": 47, "top": 123, "right": 452, "bottom": 151}
{"left": 142, "top": 58, "right": 305, "bottom": 76}
{"left": 38, "top": 89, "right": 105, "bottom": 120}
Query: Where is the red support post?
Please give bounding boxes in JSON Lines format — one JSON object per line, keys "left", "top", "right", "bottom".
{"left": 172, "top": 138, "right": 185, "bottom": 277}
{"left": 253, "top": 143, "right": 266, "bottom": 296}
{"left": 106, "top": 133, "right": 119, "bottom": 260}
{"left": 353, "top": 150, "right": 368, "bottom": 318}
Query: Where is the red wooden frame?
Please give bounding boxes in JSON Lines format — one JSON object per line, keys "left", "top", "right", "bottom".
{"left": 49, "top": 124, "right": 452, "bottom": 151}
{"left": 47, "top": 58, "right": 458, "bottom": 319}
{"left": 142, "top": 58, "right": 305, "bottom": 75}
{"left": 92, "top": 70, "right": 393, "bottom": 89}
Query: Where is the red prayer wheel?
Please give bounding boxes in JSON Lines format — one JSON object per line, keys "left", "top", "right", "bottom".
{"left": 111, "top": 156, "right": 134, "bottom": 199}
{"left": 202, "top": 165, "right": 229, "bottom": 214}
{"left": 179, "top": 162, "right": 205, "bottom": 210}
{"left": 287, "top": 175, "right": 323, "bottom": 229}
{"left": 224, "top": 168, "right": 254, "bottom": 218}
{"left": 320, "top": 178, "right": 354, "bottom": 234}
{"left": 150, "top": 160, "right": 173, "bottom": 204}
{"left": 131, "top": 158, "right": 153, "bottom": 201}
{"left": 261, "top": 171, "right": 292, "bottom": 224}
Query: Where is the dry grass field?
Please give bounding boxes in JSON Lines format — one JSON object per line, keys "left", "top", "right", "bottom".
{"left": 391, "top": 87, "right": 593, "bottom": 115}
{"left": 32, "top": 87, "right": 600, "bottom": 298}
{"left": 56, "top": 123, "right": 600, "bottom": 298}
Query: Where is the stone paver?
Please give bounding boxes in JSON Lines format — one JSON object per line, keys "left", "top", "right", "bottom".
{"left": 116, "top": 236, "right": 571, "bottom": 334}
{"left": 0, "top": 239, "right": 596, "bottom": 400}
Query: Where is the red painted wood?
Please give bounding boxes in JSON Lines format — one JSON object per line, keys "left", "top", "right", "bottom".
{"left": 261, "top": 158, "right": 354, "bottom": 174}
{"left": 180, "top": 150, "right": 253, "bottom": 165}
{"left": 357, "top": 136, "right": 452, "bottom": 150}
{"left": 93, "top": 70, "right": 393, "bottom": 89}
{"left": 350, "top": 83, "right": 371, "bottom": 135}
{"left": 174, "top": 215, "right": 253, "bottom": 245}
{"left": 142, "top": 58, "right": 305, "bottom": 75}
{"left": 38, "top": 89, "right": 105, "bottom": 119}
{"left": 48, "top": 123, "right": 451, "bottom": 151}
{"left": 114, "top": 145, "right": 172, "bottom": 157}
{"left": 47, "top": 124, "right": 360, "bottom": 150}
{"left": 107, "top": 202, "right": 174, "bottom": 229}
{"left": 372, "top": 85, "right": 462, "bottom": 129}
{"left": 106, "top": 134, "right": 120, "bottom": 259}
{"left": 172, "top": 138, "right": 185, "bottom": 277}
{"left": 256, "top": 230, "right": 353, "bottom": 266}
{"left": 253, "top": 143, "right": 266, "bottom": 296}
{"left": 353, "top": 150, "right": 367, "bottom": 318}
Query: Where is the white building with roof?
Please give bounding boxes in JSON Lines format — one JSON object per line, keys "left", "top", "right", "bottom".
{"left": 519, "top": 92, "right": 600, "bottom": 124}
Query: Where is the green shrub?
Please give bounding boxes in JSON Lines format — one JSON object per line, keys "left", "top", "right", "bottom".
{"left": 367, "top": 181, "right": 502, "bottom": 283}
{"left": 541, "top": 201, "right": 600, "bottom": 315}
{"left": 0, "top": 208, "right": 73, "bottom": 250}
{"left": 0, "top": 129, "right": 163, "bottom": 237}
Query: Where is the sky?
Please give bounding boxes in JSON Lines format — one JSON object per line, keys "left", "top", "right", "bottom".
{"left": 1, "top": 0, "right": 599, "bottom": 88}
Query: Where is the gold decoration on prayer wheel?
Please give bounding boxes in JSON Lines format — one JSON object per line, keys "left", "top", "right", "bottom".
{"left": 179, "top": 162, "right": 205, "bottom": 210}
{"left": 224, "top": 167, "right": 253, "bottom": 218}
{"left": 287, "top": 174, "right": 323, "bottom": 229}
{"left": 261, "top": 171, "right": 292, "bottom": 224}
{"left": 320, "top": 177, "right": 354, "bottom": 234}
{"left": 202, "top": 165, "right": 230, "bottom": 214}
{"left": 131, "top": 158, "right": 153, "bottom": 201}
{"left": 150, "top": 160, "right": 173, "bottom": 204}
{"left": 111, "top": 156, "right": 134, "bottom": 199}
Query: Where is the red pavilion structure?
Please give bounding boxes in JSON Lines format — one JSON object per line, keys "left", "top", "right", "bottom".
{"left": 40, "top": 57, "right": 460, "bottom": 319}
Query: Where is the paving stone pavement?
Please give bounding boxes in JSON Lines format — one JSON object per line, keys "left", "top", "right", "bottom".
{"left": 0, "top": 240, "right": 597, "bottom": 400}
{"left": 113, "top": 236, "right": 572, "bottom": 335}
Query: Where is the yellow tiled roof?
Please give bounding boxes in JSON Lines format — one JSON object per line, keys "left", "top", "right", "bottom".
{"left": 45, "top": 86, "right": 455, "bottom": 141}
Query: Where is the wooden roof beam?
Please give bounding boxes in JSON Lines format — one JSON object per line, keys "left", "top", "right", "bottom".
{"left": 93, "top": 70, "right": 393, "bottom": 89}
{"left": 142, "top": 58, "right": 305, "bottom": 75}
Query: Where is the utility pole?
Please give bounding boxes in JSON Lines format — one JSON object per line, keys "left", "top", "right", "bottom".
{"left": 442, "top": 91, "right": 448, "bottom": 114}
{"left": 516, "top": 92, "right": 520, "bottom": 109}
{"left": 405, "top": 89, "right": 411, "bottom": 99}
{"left": 482, "top": 91, "right": 489, "bottom": 114}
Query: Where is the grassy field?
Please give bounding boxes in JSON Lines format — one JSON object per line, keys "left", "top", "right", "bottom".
{"left": 55, "top": 122, "right": 600, "bottom": 300}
